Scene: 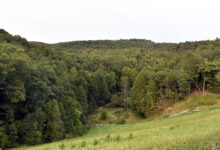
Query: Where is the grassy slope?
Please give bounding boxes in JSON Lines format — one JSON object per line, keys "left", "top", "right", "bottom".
{"left": 14, "top": 94, "right": 220, "bottom": 150}
{"left": 157, "top": 92, "right": 220, "bottom": 118}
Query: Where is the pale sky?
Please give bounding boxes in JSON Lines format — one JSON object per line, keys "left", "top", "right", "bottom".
{"left": 1, "top": 0, "right": 220, "bottom": 43}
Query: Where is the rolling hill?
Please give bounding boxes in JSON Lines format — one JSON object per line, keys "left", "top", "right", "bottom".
{"left": 13, "top": 93, "right": 220, "bottom": 150}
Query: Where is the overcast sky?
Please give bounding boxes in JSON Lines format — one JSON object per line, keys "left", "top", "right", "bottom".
{"left": 1, "top": 0, "right": 220, "bottom": 43}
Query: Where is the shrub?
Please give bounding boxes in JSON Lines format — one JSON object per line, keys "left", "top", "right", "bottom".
{"left": 108, "top": 94, "right": 124, "bottom": 107}
{"left": 58, "top": 143, "right": 65, "bottom": 150}
{"left": 93, "top": 139, "right": 98, "bottom": 146}
{"left": 100, "top": 110, "right": 108, "bottom": 120}
{"left": 116, "top": 135, "right": 120, "bottom": 141}
{"left": 105, "top": 134, "right": 110, "bottom": 141}
{"left": 116, "top": 118, "right": 126, "bottom": 124}
{"left": 71, "top": 144, "right": 75, "bottom": 149}
{"left": 81, "top": 141, "right": 86, "bottom": 147}
{"left": 129, "top": 133, "right": 133, "bottom": 139}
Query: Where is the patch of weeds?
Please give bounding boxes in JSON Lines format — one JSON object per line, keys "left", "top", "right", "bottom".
{"left": 212, "top": 142, "right": 220, "bottom": 150}
{"left": 116, "top": 118, "right": 126, "bottom": 124}
{"left": 116, "top": 135, "right": 120, "bottom": 141}
{"left": 129, "top": 133, "right": 133, "bottom": 139}
{"left": 124, "top": 113, "right": 129, "bottom": 118}
{"left": 115, "top": 110, "right": 123, "bottom": 114}
{"left": 106, "top": 134, "right": 110, "bottom": 140}
{"left": 58, "top": 143, "right": 65, "bottom": 150}
{"left": 100, "top": 110, "right": 109, "bottom": 120}
{"left": 81, "top": 141, "right": 86, "bottom": 148}
{"left": 93, "top": 139, "right": 98, "bottom": 146}
{"left": 71, "top": 144, "right": 75, "bottom": 149}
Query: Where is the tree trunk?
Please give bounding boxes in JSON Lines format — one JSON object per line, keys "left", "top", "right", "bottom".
{"left": 123, "top": 84, "right": 128, "bottom": 111}
{"left": 192, "top": 78, "right": 200, "bottom": 92}
{"left": 203, "top": 77, "right": 206, "bottom": 95}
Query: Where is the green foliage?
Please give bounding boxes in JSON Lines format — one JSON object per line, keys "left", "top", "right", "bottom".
{"left": 58, "top": 143, "right": 65, "bottom": 150}
{"left": 44, "top": 100, "right": 64, "bottom": 142}
{"left": 0, "top": 29, "right": 220, "bottom": 148}
{"left": 60, "top": 96, "right": 83, "bottom": 137}
{"left": 116, "top": 118, "right": 126, "bottom": 124}
{"left": 100, "top": 110, "right": 109, "bottom": 120}
{"left": 71, "top": 144, "right": 75, "bottom": 149}
{"left": 20, "top": 114, "right": 42, "bottom": 145}
{"left": 81, "top": 141, "right": 86, "bottom": 147}
{"left": 116, "top": 135, "right": 120, "bottom": 141}
{"left": 14, "top": 104, "right": 220, "bottom": 150}
{"left": 0, "top": 121, "right": 9, "bottom": 148}
{"left": 88, "top": 107, "right": 142, "bottom": 125}
{"left": 129, "top": 133, "right": 133, "bottom": 139}
{"left": 216, "top": 72, "right": 220, "bottom": 82}
{"left": 145, "top": 96, "right": 154, "bottom": 115}
{"left": 93, "top": 139, "right": 98, "bottom": 146}
{"left": 109, "top": 94, "right": 123, "bottom": 107}
{"left": 106, "top": 134, "right": 110, "bottom": 140}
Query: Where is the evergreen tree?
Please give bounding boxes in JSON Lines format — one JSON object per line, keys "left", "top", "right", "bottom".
{"left": 0, "top": 121, "right": 9, "bottom": 148}
{"left": 61, "top": 96, "right": 83, "bottom": 137}
{"left": 44, "top": 100, "right": 64, "bottom": 142}
{"left": 20, "top": 114, "right": 42, "bottom": 145}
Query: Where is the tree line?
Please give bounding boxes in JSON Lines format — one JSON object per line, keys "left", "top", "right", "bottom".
{"left": 0, "top": 29, "right": 219, "bottom": 148}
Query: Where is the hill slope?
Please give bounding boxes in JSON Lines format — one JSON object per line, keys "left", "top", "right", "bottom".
{"left": 14, "top": 94, "right": 220, "bottom": 150}
{"left": 151, "top": 92, "right": 220, "bottom": 119}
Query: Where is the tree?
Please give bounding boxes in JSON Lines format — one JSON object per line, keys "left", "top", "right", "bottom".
{"left": 199, "top": 59, "right": 219, "bottom": 95}
{"left": 121, "top": 67, "right": 137, "bottom": 110}
{"left": 20, "top": 114, "right": 42, "bottom": 145}
{"left": 215, "top": 72, "right": 220, "bottom": 92}
{"left": 131, "top": 70, "right": 149, "bottom": 114}
{"left": 44, "top": 100, "right": 64, "bottom": 142}
{"left": 180, "top": 52, "right": 201, "bottom": 92}
{"left": 0, "top": 121, "right": 9, "bottom": 148}
{"left": 147, "top": 80, "right": 157, "bottom": 102}
{"left": 145, "top": 95, "right": 154, "bottom": 117}
{"left": 87, "top": 74, "right": 98, "bottom": 112}
{"left": 60, "top": 96, "right": 83, "bottom": 137}
{"left": 216, "top": 72, "right": 220, "bottom": 82}
{"left": 121, "top": 76, "right": 129, "bottom": 110}
{"left": 69, "top": 67, "right": 88, "bottom": 115}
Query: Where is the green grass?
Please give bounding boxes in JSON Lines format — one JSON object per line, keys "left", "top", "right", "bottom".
{"left": 13, "top": 104, "right": 220, "bottom": 150}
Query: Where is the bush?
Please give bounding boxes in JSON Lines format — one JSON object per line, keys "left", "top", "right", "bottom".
{"left": 116, "top": 118, "right": 126, "bottom": 124}
{"left": 81, "top": 141, "right": 86, "bottom": 147}
{"left": 129, "top": 133, "right": 133, "bottom": 139}
{"left": 100, "top": 110, "right": 108, "bottom": 120}
{"left": 93, "top": 139, "right": 98, "bottom": 146}
{"left": 105, "top": 134, "right": 110, "bottom": 141}
{"left": 71, "top": 144, "right": 75, "bottom": 149}
{"left": 58, "top": 143, "right": 65, "bottom": 150}
{"left": 108, "top": 94, "right": 124, "bottom": 107}
{"left": 116, "top": 135, "right": 120, "bottom": 141}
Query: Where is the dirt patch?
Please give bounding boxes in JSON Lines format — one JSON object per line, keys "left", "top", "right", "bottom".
{"left": 170, "top": 106, "right": 204, "bottom": 117}
{"left": 165, "top": 107, "right": 173, "bottom": 112}
{"left": 170, "top": 109, "right": 191, "bottom": 117}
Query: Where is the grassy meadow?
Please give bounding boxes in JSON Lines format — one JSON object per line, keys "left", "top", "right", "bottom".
{"left": 14, "top": 100, "right": 220, "bottom": 150}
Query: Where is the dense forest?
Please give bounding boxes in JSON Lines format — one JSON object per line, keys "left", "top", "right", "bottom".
{"left": 0, "top": 29, "right": 219, "bottom": 148}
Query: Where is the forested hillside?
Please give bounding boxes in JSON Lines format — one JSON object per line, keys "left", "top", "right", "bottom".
{"left": 0, "top": 29, "right": 219, "bottom": 148}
